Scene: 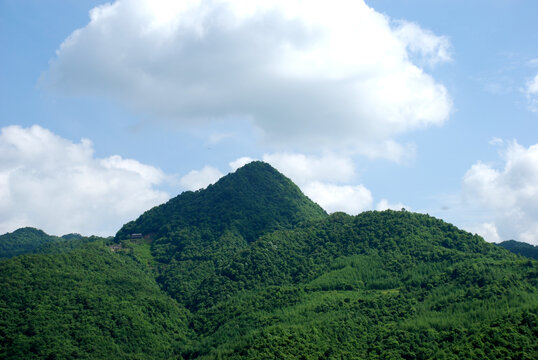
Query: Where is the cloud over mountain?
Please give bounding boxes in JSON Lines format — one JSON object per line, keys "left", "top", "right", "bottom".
{"left": 42, "top": 0, "right": 452, "bottom": 159}
{"left": 0, "top": 125, "right": 169, "bottom": 236}
{"left": 262, "top": 153, "right": 356, "bottom": 185}
{"left": 463, "top": 140, "right": 538, "bottom": 245}
{"left": 260, "top": 152, "right": 372, "bottom": 214}
{"left": 179, "top": 165, "right": 223, "bottom": 191}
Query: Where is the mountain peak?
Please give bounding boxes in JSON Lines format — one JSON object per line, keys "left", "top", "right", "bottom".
{"left": 232, "top": 160, "right": 275, "bottom": 172}
{"left": 0, "top": 227, "right": 58, "bottom": 259}
{"left": 10, "top": 227, "right": 48, "bottom": 237}
{"left": 231, "top": 160, "right": 283, "bottom": 176}
{"left": 115, "top": 161, "right": 326, "bottom": 242}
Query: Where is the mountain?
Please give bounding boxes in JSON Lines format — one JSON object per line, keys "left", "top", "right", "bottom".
{"left": 115, "top": 161, "right": 328, "bottom": 308}
{"left": 116, "top": 161, "right": 327, "bottom": 243}
{"left": 0, "top": 227, "right": 61, "bottom": 259}
{"left": 497, "top": 240, "right": 538, "bottom": 260}
{"left": 1, "top": 162, "right": 537, "bottom": 359}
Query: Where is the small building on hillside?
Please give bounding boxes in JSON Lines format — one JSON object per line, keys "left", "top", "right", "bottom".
{"left": 109, "top": 244, "right": 122, "bottom": 252}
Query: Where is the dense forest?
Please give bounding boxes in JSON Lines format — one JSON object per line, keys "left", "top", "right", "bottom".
{"left": 1, "top": 162, "right": 537, "bottom": 359}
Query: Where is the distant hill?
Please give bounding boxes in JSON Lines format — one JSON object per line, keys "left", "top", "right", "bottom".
{"left": 0, "top": 227, "right": 60, "bottom": 259}
{"left": 0, "top": 228, "right": 110, "bottom": 259}
{"left": 1, "top": 162, "right": 537, "bottom": 359}
{"left": 61, "top": 233, "right": 84, "bottom": 240}
{"left": 497, "top": 240, "right": 538, "bottom": 260}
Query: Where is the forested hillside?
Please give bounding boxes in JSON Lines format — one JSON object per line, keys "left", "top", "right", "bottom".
{"left": 1, "top": 162, "right": 537, "bottom": 359}
{"left": 181, "top": 211, "right": 537, "bottom": 358}
{"left": 0, "top": 241, "right": 190, "bottom": 359}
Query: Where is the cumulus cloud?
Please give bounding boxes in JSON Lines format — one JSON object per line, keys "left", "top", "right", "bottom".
{"left": 229, "top": 157, "right": 256, "bottom": 171}
{"left": 526, "top": 74, "right": 538, "bottom": 112}
{"left": 394, "top": 21, "right": 451, "bottom": 67}
{"left": 42, "top": 0, "right": 452, "bottom": 159}
{"left": 179, "top": 165, "right": 223, "bottom": 190}
{"left": 262, "top": 152, "right": 355, "bottom": 185}
{"left": 0, "top": 125, "right": 169, "bottom": 236}
{"left": 303, "top": 182, "right": 372, "bottom": 215}
{"left": 463, "top": 141, "right": 538, "bottom": 245}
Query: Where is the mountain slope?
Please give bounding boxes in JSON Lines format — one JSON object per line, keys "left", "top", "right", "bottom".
{"left": 0, "top": 241, "right": 190, "bottom": 359}
{"left": 183, "top": 211, "right": 538, "bottom": 358}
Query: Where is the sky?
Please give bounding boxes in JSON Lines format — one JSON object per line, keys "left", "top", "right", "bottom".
{"left": 1, "top": 0, "right": 538, "bottom": 244}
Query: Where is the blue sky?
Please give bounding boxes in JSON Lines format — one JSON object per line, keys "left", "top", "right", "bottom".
{"left": 1, "top": 0, "right": 538, "bottom": 244}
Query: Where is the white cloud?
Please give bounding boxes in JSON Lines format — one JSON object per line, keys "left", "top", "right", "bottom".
{"left": 526, "top": 74, "right": 538, "bottom": 112}
{"left": 465, "top": 222, "right": 503, "bottom": 244}
{"left": 262, "top": 152, "right": 355, "bottom": 184}
{"left": 229, "top": 157, "right": 256, "bottom": 171}
{"left": 302, "top": 182, "right": 372, "bottom": 215}
{"left": 394, "top": 21, "right": 451, "bottom": 67}
{"left": 376, "top": 199, "right": 410, "bottom": 211}
{"left": 0, "top": 125, "right": 169, "bottom": 236}
{"left": 42, "top": 0, "right": 452, "bottom": 159}
{"left": 463, "top": 140, "right": 538, "bottom": 245}
{"left": 488, "top": 137, "right": 504, "bottom": 146}
{"left": 179, "top": 165, "right": 223, "bottom": 191}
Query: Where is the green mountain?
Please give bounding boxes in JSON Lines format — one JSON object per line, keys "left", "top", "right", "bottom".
{"left": 0, "top": 227, "right": 61, "bottom": 259}
{"left": 116, "top": 161, "right": 327, "bottom": 243}
{"left": 1, "top": 162, "right": 537, "bottom": 359}
{"left": 497, "top": 240, "right": 538, "bottom": 260}
{"left": 115, "top": 161, "right": 328, "bottom": 309}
